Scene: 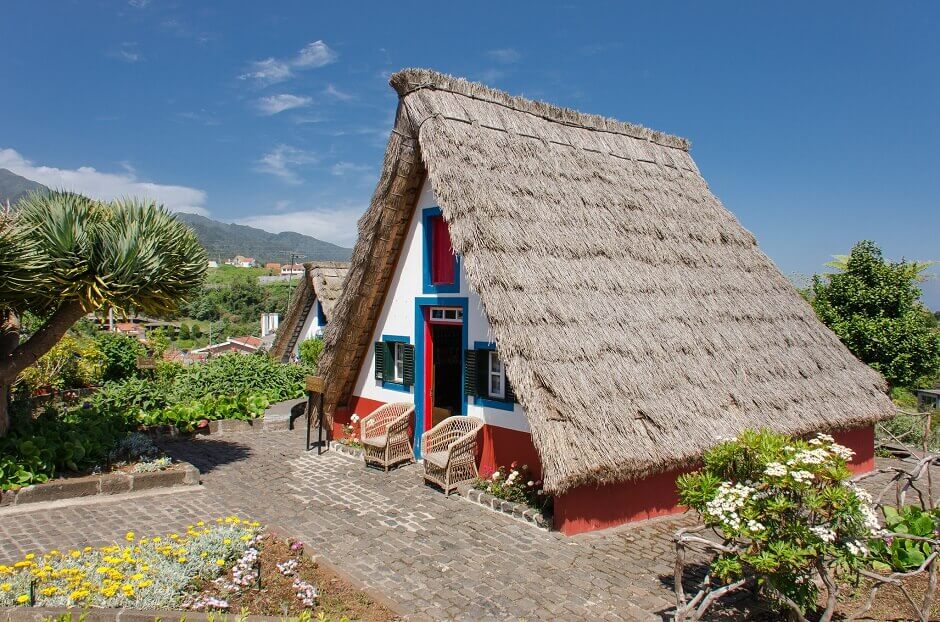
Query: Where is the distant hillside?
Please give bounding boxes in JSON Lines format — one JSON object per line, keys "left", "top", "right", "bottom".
{"left": 175, "top": 213, "right": 352, "bottom": 264}
{"left": 0, "top": 168, "right": 352, "bottom": 263}
{"left": 0, "top": 168, "right": 47, "bottom": 205}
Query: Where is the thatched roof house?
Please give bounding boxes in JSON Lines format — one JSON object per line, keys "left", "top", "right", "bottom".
{"left": 319, "top": 68, "right": 894, "bottom": 529}
{"left": 271, "top": 261, "right": 349, "bottom": 362}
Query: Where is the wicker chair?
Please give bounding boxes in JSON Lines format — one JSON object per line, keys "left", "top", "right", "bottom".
{"left": 360, "top": 402, "right": 415, "bottom": 471}
{"left": 421, "top": 416, "right": 484, "bottom": 494}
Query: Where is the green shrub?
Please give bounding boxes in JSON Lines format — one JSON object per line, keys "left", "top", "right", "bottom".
{"left": 167, "top": 353, "right": 308, "bottom": 404}
{"left": 869, "top": 505, "right": 940, "bottom": 571}
{"left": 15, "top": 335, "right": 104, "bottom": 394}
{"left": 139, "top": 392, "right": 270, "bottom": 432}
{"left": 677, "top": 430, "right": 880, "bottom": 615}
{"left": 298, "top": 338, "right": 324, "bottom": 368}
{"left": 0, "top": 405, "right": 134, "bottom": 490}
{"left": 95, "top": 332, "right": 146, "bottom": 382}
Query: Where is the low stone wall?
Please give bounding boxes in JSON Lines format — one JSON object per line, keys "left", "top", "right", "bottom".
{"left": 0, "top": 463, "right": 200, "bottom": 508}
{"left": 463, "top": 487, "right": 551, "bottom": 530}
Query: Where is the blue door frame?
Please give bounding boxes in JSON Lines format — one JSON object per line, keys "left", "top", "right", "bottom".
{"left": 413, "top": 296, "right": 469, "bottom": 456}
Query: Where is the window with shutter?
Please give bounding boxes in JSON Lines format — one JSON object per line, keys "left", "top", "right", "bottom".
{"left": 464, "top": 349, "right": 478, "bottom": 396}
{"left": 468, "top": 344, "right": 516, "bottom": 409}
{"left": 373, "top": 341, "right": 384, "bottom": 380}
{"left": 402, "top": 344, "right": 415, "bottom": 386}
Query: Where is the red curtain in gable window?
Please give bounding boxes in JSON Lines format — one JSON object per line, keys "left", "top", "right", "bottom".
{"left": 430, "top": 215, "right": 455, "bottom": 284}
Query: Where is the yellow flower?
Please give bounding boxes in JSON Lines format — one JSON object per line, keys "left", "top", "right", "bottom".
{"left": 13, "top": 561, "right": 31, "bottom": 569}
{"left": 83, "top": 547, "right": 92, "bottom": 553}
{"left": 40, "top": 586, "right": 58, "bottom": 596}
{"left": 177, "top": 557, "right": 187, "bottom": 564}
{"left": 152, "top": 537, "right": 161, "bottom": 543}
{"left": 125, "top": 531, "right": 135, "bottom": 541}
{"left": 196, "top": 521, "right": 205, "bottom": 527}
{"left": 131, "top": 573, "right": 144, "bottom": 581}
{"left": 169, "top": 533, "right": 179, "bottom": 540}
{"left": 1, "top": 583, "right": 11, "bottom": 592}
{"left": 200, "top": 552, "right": 208, "bottom": 558}
{"left": 16, "top": 595, "right": 29, "bottom": 604}
{"left": 137, "top": 580, "right": 152, "bottom": 588}
{"left": 24, "top": 554, "right": 35, "bottom": 560}
{"left": 215, "top": 559, "right": 225, "bottom": 566}
{"left": 223, "top": 538, "right": 232, "bottom": 545}
{"left": 69, "top": 589, "right": 89, "bottom": 601}
{"left": 70, "top": 550, "right": 81, "bottom": 559}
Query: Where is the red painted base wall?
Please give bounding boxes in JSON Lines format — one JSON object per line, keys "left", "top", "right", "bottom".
{"left": 553, "top": 425, "right": 877, "bottom": 536}
{"left": 337, "top": 395, "right": 875, "bottom": 537}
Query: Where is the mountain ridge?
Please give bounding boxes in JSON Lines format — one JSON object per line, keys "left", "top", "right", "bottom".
{"left": 0, "top": 168, "right": 352, "bottom": 264}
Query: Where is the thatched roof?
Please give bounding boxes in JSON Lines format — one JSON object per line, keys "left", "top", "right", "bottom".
{"left": 270, "top": 261, "right": 348, "bottom": 363}
{"left": 320, "top": 68, "right": 895, "bottom": 494}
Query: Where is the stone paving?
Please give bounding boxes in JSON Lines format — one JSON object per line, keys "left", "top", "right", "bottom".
{"left": 0, "top": 417, "right": 690, "bottom": 621}
{"left": 7, "top": 415, "right": 925, "bottom": 621}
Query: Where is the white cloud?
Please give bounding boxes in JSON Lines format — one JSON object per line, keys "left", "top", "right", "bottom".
{"left": 254, "top": 145, "right": 317, "bottom": 184}
{"left": 254, "top": 94, "right": 312, "bottom": 116}
{"left": 487, "top": 48, "right": 521, "bottom": 64}
{"left": 330, "top": 161, "right": 372, "bottom": 176}
{"left": 478, "top": 68, "right": 505, "bottom": 83}
{"left": 323, "top": 84, "right": 354, "bottom": 101}
{"left": 236, "top": 205, "right": 363, "bottom": 247}
{"left": 128, "top": 0, "right": 150, "bottom": 7}
{"left": 239, "top": 58, "right": 292, "bottom": 86}
{"left": 0, "top": 147, "right": 208, "bottom": 215}
{"left": 294, "top": 41, "right": 337, "bottom": 68}
{"left": 239, "top": 40, "right": 337, "bottom": 85}
{"left": 110, "top": 42, "right": 141, "bottom": 63}
{"left": 273, "top": 200, "right": 292, "bottom": 212}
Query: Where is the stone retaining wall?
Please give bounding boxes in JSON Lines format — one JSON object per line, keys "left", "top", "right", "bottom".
{"left": 0, "top": 464, "right": 200, "bottom": 508}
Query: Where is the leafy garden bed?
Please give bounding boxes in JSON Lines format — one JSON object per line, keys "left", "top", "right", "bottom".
{"left": 0, "top": 518, "right": 399, "bottom": 621}
{"left": 3, "top": 353, "right": 309, "bottom": 491}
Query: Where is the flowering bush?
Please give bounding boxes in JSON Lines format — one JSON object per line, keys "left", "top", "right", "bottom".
{"left": 473, "top": 463, "right": 551, "bottom": 513}
{"left": 0, "top": 516, "right": 261, "bottom": 609}
{"left": 677, "top": 430, "right": 880, "bottom": 615}
{"left": 338, "top": 414, "right": 362, "bottom": 449}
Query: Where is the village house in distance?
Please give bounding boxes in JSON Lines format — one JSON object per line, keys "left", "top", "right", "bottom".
{"left": 272, "top": 262, "right": 349, "bottom": 363}
{"left": 318, "top": 69, "right": 896, "bottom": 535}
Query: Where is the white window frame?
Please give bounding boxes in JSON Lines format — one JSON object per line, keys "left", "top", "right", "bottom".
{"left": 488, "top": 350, "right": 505, "bottom": 399}
{"left": 391, "top": 342, "right": 405, "bottom": 383}
{"left": 429, "top": 306, "right": 463, "bottom": 324}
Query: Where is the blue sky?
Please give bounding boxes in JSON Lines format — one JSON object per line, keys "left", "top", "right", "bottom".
{"left": 1, "top": 1, "right": 938, "bottom": 308}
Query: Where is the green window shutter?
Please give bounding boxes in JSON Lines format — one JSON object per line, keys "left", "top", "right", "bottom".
{"left": 477, "top": 350, "right": 490, "bottom": 398}
{"left": 382, "top": 342, "right": 393, "bottom": 381}
{"left": 464, "top": 349, "right": 478, "bottom": 396}
{"left": 402, "top": 344, "right": 415, "bottom": 386}
{"left": 373, "top": 341, "right": 384, "bottom": 380}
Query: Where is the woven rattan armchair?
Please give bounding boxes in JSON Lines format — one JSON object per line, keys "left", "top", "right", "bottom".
{"left": 360, "top": 402, "right": 415, "bottom": 471}
{"left": 421, "top": 416, "right": 484, "bottom": 494}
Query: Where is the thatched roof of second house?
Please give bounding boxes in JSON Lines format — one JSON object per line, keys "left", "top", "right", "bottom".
{"left": 319, "top": 68, "right": 896, "bottom": 495}
{"left": 271, "top": 261, "right": 349, "bottom": 362}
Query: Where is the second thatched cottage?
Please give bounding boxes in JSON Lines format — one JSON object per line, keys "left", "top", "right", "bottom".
{"left": 318, "top": 69, "right": 895, "bottom": 535}
{"left": 271, "top": 261, "right": 349, "bottom": 363}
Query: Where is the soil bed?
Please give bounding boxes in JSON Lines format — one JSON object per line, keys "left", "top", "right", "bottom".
{"left": 193, "top": 534, "right": 400, "bottom": 621}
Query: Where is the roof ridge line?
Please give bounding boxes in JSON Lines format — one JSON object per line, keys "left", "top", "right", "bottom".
{"left": 390, "top": 68, "right": 690, "bottom": 152}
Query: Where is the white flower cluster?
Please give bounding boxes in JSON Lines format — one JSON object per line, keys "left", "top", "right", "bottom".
{"left": 506, "top": 470, "right": 519, "bottom": 485}
{"left": 810, "top": 525, "right": 836, "bottom": 543}
{"left": 746, "top": 519, "right": 765, "bottom": 533}
{"left": 829, "top": 443, "right": 855, "bottom": 460}
{"left": 276, "top": 558, "right": 298, "bottom": 576}
{"left": 764, "top": 462, "right": 787, "bottom": 477}
{"left": 846, "top": 539, "right": 868, "bottom": 556}
{"left": 790, "top": 470, "right": 814, "bottom": 484}
{"left": 292, "top": 577, "right": 317, "bottom": 607}
{"left": 350, "top": 414, "right": 360, "bottom": 424}
{"left": 704, "top": 482, "right": 755, "bottom": 532}
{"left": 789, "top": 447, "right": 830, "bottom": 466}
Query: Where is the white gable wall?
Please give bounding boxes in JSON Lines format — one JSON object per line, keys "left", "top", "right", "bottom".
{"left": 350, "top": 176, "right": 529, "bottom": 433}
{"left": 295, "top": 299, "right": 323, "bottom": 356}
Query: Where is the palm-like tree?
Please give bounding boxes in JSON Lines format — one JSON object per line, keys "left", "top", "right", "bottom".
{"left": 0, "top": 191, "right": 207, "bottom": 435}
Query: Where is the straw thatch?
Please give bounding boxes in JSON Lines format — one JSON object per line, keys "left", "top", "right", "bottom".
{"left": 320, "top": 68, "right": 895, "bottom": 495}
{"left": 270, "top": 261, "right": 348, "bottom": 363}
